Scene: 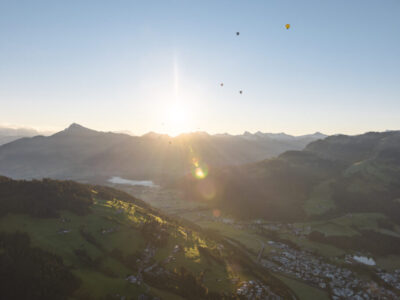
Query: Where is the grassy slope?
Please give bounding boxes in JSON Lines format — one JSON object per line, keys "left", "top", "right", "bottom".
{"left": 0, "top": 193, "right": 293, "bottom": 299}
{"left": 304, "top": 180, "right": 335, "bottom": 216}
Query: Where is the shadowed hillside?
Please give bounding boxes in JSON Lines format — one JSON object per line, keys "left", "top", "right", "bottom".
{"left": 179, "top": 131, "right": 400, "bottom": 222}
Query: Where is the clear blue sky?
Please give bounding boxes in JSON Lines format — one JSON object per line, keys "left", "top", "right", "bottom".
{"left": 0, "top": 0, "right": 399, "bottom": 135}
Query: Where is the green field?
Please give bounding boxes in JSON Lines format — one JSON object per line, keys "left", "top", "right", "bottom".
{"left": 276, "top": 275, "right": 330, "bottom": 300}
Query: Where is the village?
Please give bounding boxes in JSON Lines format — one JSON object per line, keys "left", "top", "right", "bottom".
{"left": 262, "top": 241, "right": 398, "bottom": 299}
{"left": 190, "top": 214, "right": 400, "bottom": 299}
{"left": 236, "top": 280, "right": 281, "bottom": 299}
{"left": 56, "top": 209, "right": 400, "bottom": 299}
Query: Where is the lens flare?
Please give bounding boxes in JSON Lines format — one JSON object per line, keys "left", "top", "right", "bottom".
{"left": 192, "top": 163, "right": 208, "bottom": 180}
{"left": 213, "top": 209, "right": 221, "bottom": 218}
{"left": 195, "top": 167, "right": 205, "bottom": 179}
{"left": 189, "top": 147, "right": 208, "bottom": 179}
{"left": 192, "top": 157, "right": 199, "bottom": 167}
{"left": 197, "top": 179, "right": 216, "bottom": 200}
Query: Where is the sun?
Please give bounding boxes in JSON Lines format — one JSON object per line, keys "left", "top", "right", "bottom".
{"left": 168, "top": 105, "right": 187, "bottom": 124}
{"left": 165, "top": 104, "right": 190, "bottom": 136}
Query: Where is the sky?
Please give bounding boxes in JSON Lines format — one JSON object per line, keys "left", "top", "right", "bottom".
{"left": 0, "top": 0, "right": 399, "bottom": 136}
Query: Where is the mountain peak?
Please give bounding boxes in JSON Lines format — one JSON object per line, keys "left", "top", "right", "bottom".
{"left": 304, "top": 132, "right": 327, "bottom": 139}
{"left": 54, "top": 123, "right": 99, "bottom": 137}
{"left": 67, "top": 123, "right": 87, "bottom": 130}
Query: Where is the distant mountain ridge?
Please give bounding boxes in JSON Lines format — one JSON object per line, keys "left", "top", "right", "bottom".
{"left": 180, "top": 131, "right": 400, "bottom": 222}
{"left": 243, "top": 131, "right": 326, "bottom": 140}
{"left": 241, "top": 131, "right": 327, "bottom": 145}
{"left": 0, "top": 126, "right": 47, "bottom": 146}
{"left": 0, "top": 123, "right": 326, "bottom": 182}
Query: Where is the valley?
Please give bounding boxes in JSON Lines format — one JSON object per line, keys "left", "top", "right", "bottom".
{"left": 1, "top": 130, "right": 400, "bottom": 299}
{"left": 1, "top": 129, "right": 400, "bottom": 299}
{"left": 118, "top": 184, "right": 400, "bottom": 299}
{"left": 105, "top": 131, "right": 400, "bottom": 300}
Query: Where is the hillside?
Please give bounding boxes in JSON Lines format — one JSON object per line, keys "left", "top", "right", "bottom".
{"left": 179, "top": 131, "right": 400, "bottom": 222}
{"left": 0, "top": 123, "right": 325, "bottom": 182}
{"left": 0, "top": 177, "right": 294, "bottom": 300}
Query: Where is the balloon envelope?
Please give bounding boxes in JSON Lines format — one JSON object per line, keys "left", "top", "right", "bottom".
{"left": 285, "top": 24, "right": 290, "bottom": 30}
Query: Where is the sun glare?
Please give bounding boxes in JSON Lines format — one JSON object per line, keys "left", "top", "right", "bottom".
{"left": 166, "top": 104, "right": 189, "bottom": 136}
{"left": 168, "top": 105, "right": 186, "bottom": 124}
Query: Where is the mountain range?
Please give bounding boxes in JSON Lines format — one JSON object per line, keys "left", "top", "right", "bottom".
{"left": 0, "top": 123, "right": 326, "bottom": 182}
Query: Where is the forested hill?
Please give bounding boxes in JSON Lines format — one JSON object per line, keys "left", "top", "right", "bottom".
{"left": 0, "top": 177, "right": 294, "bottom": 300}
{"left": 179, "top": 131, "right": 400, "bottom": 222}
{"left": 0, "top": 176, "right": 152, "bottom": 218}
{"left": 305, "top": 131, "right": 400, "bottom": 163}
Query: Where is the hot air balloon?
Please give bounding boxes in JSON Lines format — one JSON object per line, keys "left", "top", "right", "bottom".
{"left": 236, "top": 32, "right": 240, "bottom": 36}
{"left": 239, "top": 90, "right": 243, "bottom": 94}
{"left": 285, "top": 24, "right": 290, "bottom": 30}
{"left": 220, "top": 83, "right": 224, "bottom": 87}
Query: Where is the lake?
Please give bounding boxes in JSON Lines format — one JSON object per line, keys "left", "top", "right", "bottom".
{"left": 108, "top": 176, "right": 158, "bottom": 187}
{"left": 353, "top": 255, "right": 376, "bottom": 266}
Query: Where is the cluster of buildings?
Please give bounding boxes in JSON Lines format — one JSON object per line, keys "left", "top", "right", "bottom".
{"left": 377, "top": 269, "right": 400, "bottom": 291}
{"left": 201, "top": 215, "right": 400, "bottom": 299}
{"left": 262, "top": 241, "right": 398, "bottom": 299}
{"left": 236, "top": 280, "right": 281, "bottom": 299}
{"left": 126, "top": 244, "right": 157, "bottom": 286}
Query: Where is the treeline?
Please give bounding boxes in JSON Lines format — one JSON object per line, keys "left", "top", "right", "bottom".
{"left": 93, "top": 185, "right": 151, "bottom": 210}
{"left": 0, "top": 176, "right": 93, "bottom": 218}
{"left": 0, "top": 176, "right": 163, "bottom": 220}
{"left": 0, "top": 231, "right": 80, "bottom": 300}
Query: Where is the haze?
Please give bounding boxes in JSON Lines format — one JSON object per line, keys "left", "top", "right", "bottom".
{"left": 1, "top": 0, "right": 399, "bottom": 136}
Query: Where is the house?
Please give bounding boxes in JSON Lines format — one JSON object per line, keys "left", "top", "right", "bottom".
{"left": 57, "top": 228, "right": 71, "bottom": 234}
{"left": 126, "top": 275, "right": 140, "bottom": 285}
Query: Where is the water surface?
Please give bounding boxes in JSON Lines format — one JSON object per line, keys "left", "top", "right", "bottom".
{"left": 353, "top": 255, "right": 375, "bottom": 266}
{"left": 108, "top": 176, "right": 158, "bottom": 187}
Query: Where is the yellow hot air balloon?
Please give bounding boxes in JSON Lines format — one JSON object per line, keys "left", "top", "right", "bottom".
{"left": 285, "top": 24, "right": 290, "bottom": 30}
